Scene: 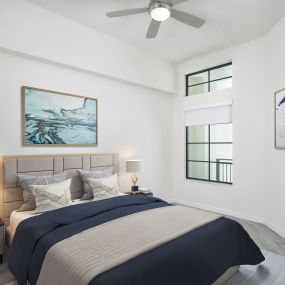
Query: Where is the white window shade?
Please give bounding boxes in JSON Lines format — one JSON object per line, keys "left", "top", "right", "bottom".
{"left": 183, "top": 100, "right": 232, "bottom": 126}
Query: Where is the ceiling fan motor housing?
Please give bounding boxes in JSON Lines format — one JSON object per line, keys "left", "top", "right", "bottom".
{"left": 149, "top": 2, "right": 172, "bottom": 21}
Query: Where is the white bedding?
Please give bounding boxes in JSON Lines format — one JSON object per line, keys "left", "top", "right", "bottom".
{"left": 8, "top": 197, "right": 124, "bottom": 237}
{"left": 9, "top": 210, "right": 36, "bottom": 233}
{"left": 9, "top": 199, "right": 94, "bottom": 233}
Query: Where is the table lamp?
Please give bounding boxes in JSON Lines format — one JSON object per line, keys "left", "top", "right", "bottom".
{"left": 126, "top": 160, "right": 144, "bottom": 192}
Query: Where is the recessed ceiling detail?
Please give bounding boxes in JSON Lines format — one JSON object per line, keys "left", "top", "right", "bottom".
{"left": 28, "top": 0, "right": 285, "bottom": 63}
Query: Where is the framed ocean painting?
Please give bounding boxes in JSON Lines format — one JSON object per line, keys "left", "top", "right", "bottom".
{"left": 275, "top": 88, "right": 285, "bottom": 149}
{"left": 22, "top": 86, "right": 98, "bottom": 146}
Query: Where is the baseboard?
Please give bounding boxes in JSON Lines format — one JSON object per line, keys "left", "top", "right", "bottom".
{"left": 264, "top": 219, "right": 285, "bottom": 240}
{"left": 173, "top": 199, "right": 265, "bottom": 223}
{"left": 173, "top": 199, "right": 285, "bottom": 239}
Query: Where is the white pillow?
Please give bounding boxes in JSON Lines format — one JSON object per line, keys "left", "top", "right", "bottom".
{"left": 30, "top": 179, "right": 72, "bottom": 213}
{"left": 87, "top": 174, "right": 121, "bottom": 201}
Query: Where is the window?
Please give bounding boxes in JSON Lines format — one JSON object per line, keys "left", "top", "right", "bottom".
{"left": 186, "top": 123, "right": 233, "bottom": 184}
{"left": 186, "top": 63, "right": 232, "bottom": 96}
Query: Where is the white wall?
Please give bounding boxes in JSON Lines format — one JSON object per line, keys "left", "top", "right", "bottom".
{"left": 0, "top": 51, "right": 174, "bottom": 200}
{"left": 1, "top": 0, "right": 285, "bottom": 237}
{"left": 264, "top": 17, "right": 285, "bottom": 235}
{"left": 173, "top": 15, "right": 285, "bottom": 238}
{"left": 0, "top": 0, "right": 176, "bottom": 213}
{"left": 0, "top": 0, "right": 175, "bottom": 94}
{"left": 173, "top": 38, "right": 267, "bottom": 221}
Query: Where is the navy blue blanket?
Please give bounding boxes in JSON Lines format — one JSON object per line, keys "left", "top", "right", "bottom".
{"left": 9, "top": 195, "right": 264, "bottom": 285}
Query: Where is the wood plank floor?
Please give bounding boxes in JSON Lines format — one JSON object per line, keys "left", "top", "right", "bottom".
{"left": 1, "top": 213, "right": 285, "bottom": 285}
{"left": 183, "top": 205, "right": 285, "bottom": 257}
{"left": 224, "top": 217, "right": 285, "bottom": 285}
{"left": 224, "top": 250, "right": 285, "bottom": 285}
{"left": 230, "top": 216, "right": 285, "bottom": 257}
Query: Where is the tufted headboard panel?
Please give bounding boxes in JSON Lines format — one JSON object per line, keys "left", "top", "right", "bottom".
{"left": 0, "top": 153, "right": 119, "bottom": 226}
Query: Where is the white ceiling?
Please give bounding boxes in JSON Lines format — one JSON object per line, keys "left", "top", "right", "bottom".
{"left": 28, "top": 0, "right": 285, "bottom": 63}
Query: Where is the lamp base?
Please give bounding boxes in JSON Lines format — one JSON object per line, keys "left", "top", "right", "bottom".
{"left": 131, "top": 186, "right": 139, "bottom": 192}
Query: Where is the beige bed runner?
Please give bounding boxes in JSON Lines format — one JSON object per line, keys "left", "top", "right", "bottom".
{"left": 37, "top": 205, "right": 221, "bottom": 285}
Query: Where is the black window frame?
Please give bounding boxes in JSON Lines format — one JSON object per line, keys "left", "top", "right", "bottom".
{"left": 186, "top": 123, "right": 233, "bottom": 185}
{"left": 186, "top": 62, "right": 232, "bottom": 96}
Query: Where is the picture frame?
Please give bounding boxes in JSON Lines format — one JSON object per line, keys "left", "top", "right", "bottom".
{"left": 22, "top": 86, "right": 98, "bottom": 146}
{"left": 275, "top": 88, "right": 285, "bottom": 149}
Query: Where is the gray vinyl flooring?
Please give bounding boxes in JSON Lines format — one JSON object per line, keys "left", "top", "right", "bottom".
{"left": 232, "top": 217, "right": 285, "bottom": 257}
{"left": 224, "top": 250, "right": 285, "bottom": 285}
{"left": 223, "top": 216, "right": 285, "bottom": 285}
{"left": 1, "top": 214, "right": 285, "bottom": 285}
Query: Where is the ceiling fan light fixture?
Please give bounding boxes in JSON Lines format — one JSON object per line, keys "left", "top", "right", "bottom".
{"left": 150, "top": 3, "right": 171, "bottom": 22}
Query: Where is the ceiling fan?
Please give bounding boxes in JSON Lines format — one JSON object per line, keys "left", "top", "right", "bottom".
{"left": 106, "top": 0, "right": 205, "bottom": 39}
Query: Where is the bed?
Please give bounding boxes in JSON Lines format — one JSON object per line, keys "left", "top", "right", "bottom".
{"left": 0, "top": 154, "right": 265, "bottom": 285}
{"left": 6, "top": 210, "right": 36, "bottom": 243}
{"left": 7, "top": 200, "right": 91, "bottom": 241}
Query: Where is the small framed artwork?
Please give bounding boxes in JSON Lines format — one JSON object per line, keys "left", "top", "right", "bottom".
{"left": 275, "top": 88, "right": 285, "bottom": 149}
{"left": 22, "top": 86, "right": 98, "bottom": 146}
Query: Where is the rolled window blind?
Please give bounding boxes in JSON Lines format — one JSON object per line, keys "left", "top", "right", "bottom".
{"left": 183, "top": 100, "right": 232, "bottom": 126}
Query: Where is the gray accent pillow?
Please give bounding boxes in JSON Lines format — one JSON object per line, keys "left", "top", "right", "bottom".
{"left": 87, "top": 174, "right": 120, "bottom": 201}
{"left": 78, "top": 168, "right": 114, "bottom": 200}
{"left": 17, "top": 173, "right": 68, "bottom": 212}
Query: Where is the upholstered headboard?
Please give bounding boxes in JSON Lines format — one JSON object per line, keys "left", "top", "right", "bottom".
{"left": 0, "top": 153, "right": 119, "bottom": 225}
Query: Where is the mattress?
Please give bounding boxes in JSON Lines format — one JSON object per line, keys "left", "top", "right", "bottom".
{"left": 9, "top": 210, "right": 36, "bottom": 233}
{"left": 5, "top": 210, "right": 37, "bottom": 246}
{"left": 8, "top": 199, "right": 92, "bottom": 238}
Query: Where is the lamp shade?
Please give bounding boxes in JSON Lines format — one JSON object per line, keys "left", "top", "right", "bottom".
{"left": 126, "top": 160, "right": 144, "bottom": 173}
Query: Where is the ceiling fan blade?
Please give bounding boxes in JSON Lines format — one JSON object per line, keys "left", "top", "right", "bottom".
{"left": 106, "top": 7, "right": 148, "bottom": 18}
{"left": 170, "top": 0, "right": 187, "bottom": 6}
{"left": 146, "top": 20, "right": 161, "bottom": 39}
{"left": 171, "top": 9, "right": 205, "bottom": 28}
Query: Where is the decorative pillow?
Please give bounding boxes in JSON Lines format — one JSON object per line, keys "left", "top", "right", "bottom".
{"left": 87, "top": 174, "right": 120, "bottom": 201}
{"left": 17, "top": 173, "right": 68, "bottom": 212}
{"left": 78, "top": 168, "right": 114, "bottom": 200}
{"left": 30, "top": 179, "right": 72, "bottom": 214}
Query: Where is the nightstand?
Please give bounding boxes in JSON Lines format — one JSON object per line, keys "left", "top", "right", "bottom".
{"left": 0, "top": 219, "right": 4, "bottom": 264}
{"left": 126, "top": 190, "right": 153, "bottom": 197}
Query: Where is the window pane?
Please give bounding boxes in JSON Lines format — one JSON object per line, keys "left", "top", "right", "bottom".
{"left": 187, "top": 125, "right": 208, "bottom": 143}
{"left": 210, "top": 144, "right": 232, "bottom": 162}
{"left": 210, "top": 78, "right": 232, "bottom": 92}
{"left": 187, "top": 144, "right": 209, "bottom": 161}
{"left": 210, "top": 123, "right": 232, "bottom": 142}
{"left": 188, "top": 72, "right": 208, "bottom": 86}
{"left": 188, "top": 83, "right": 208, "bottom": 96}
{"left": 210, "top": 65, "right": 232, "bottom": 81}
{"left": 210, "top": 162, "right": 233, "bottom": 183}
{"left": 187, "top": 161, "right": 209, "bottom": 180}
